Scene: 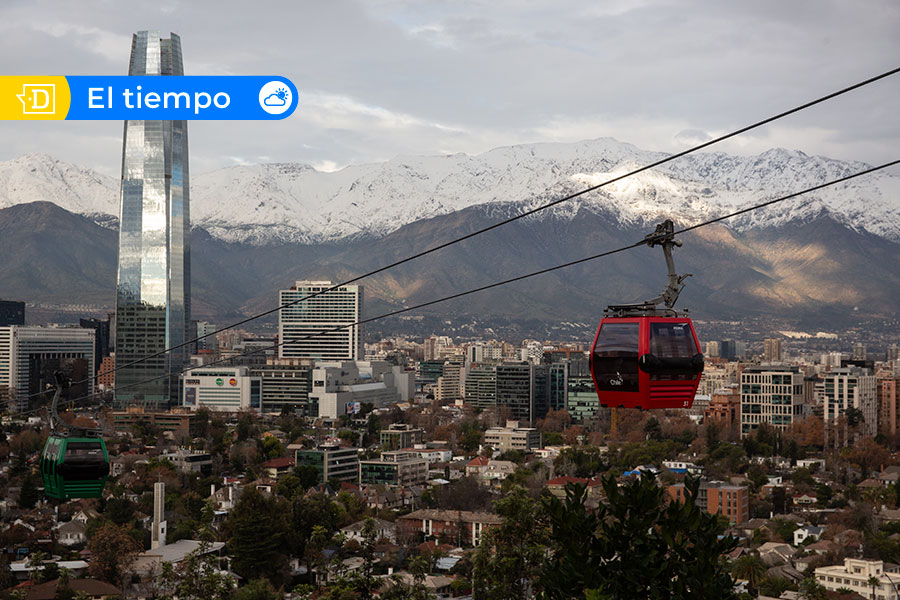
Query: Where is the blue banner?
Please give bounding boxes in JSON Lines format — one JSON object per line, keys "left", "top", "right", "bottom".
{"left": 62, "top": 75, "right": 298, "bottom": 120}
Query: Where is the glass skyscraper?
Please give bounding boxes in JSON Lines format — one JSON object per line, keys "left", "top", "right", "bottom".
{"left": 114, "top": 31, "right": 190, "bottom": 407}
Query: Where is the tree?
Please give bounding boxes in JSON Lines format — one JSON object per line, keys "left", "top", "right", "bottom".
{"left": 224, "top": 486, "right": 289, "bottom": 586}
{"left": 260, "top": 436, "right": 285, "bottom": 460}
{"left": 537, "top": 409, "right": 572, "bottom": 433}
{"left": 797, "top": 575, "right": 827, "bottom": 600}
{"left": 169, "top": 542, "right": 235, "bottom": 600}
{"left": 275, "top": 474, "right": 302, "bottom": 500}
{"left": 306, "top": 525, "right": 330, "bottom": 586}
{"left": 791, "top": 467, "right": 815, "bottom": 488}
{"left": 87, "top": 523, "right": 142, "bottom": 584}
{"left": 816, "top": 482, "right": 833, "bottom": 506}
{"left": 472, "top": 486, "right": 549, "bottom": 599}
{"left": 290, "top": 492, "right": 343, "bottom": 561}
{"left": 868, "top": 575, "right": 880, "bottom": 600}
{"left": 758, "top": 576, "right": 793, "bottom": 598}
{"left": 643, "top": 417, "right": 662, "bottom": 441}
{"left": 851, "top": 437, "right": 890, "bottom": 478}
{"left": 26, "top": 551, "right": 47, "bottom": 584}
{"left": 295, "top": 464, "right": 322, "bottom": 489}
{"left": 354, "top": 518, "right": 379, "bottom": 600}
{"left": 0, "top": 556, "right": 17, "bottom": 591}
{"left": 772, "top": 486, "right": 789, "bottom": 514}
{"left": 104, "top": 497, "right": 136, "bottom": 526}
{"left": 731, "top": 555, "right": 766, "bottom": 595}
{"left": 233, "top": 578, "right": 279, "bottom": 600}
{"left": 771, "top": 518, "right": 799, "bottom": 543}
{"left": 18, "top": 471, "right": 39, "bottom": 509}
{"left": 540, "top": 475, "right": 738, "bottom": 599}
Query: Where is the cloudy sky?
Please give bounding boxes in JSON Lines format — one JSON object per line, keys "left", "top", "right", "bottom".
{"left": 0, "top": 0, "right": 898, "bottom": 176}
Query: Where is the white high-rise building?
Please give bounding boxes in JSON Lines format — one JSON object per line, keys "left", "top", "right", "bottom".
{"left": 279, "top": 281, "right": 362, "bottom": 361}
{"left": 739, "top": 366, "right": 805, "bottom": 438}
{"left": 823, "top": 367, "right": 878, "bottom": 439}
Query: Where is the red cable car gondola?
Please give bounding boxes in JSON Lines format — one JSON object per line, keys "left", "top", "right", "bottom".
{"left": 590, "top": 220, "right": 704, "bottom": 410}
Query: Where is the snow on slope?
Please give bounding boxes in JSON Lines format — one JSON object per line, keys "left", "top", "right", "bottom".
{"left": 0, "top": 139, "right": 898, "bottom": 244}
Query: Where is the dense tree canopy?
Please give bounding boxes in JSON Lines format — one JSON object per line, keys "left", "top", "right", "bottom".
{"left": 540, "top": 475, "right": 737, "bottom": 599}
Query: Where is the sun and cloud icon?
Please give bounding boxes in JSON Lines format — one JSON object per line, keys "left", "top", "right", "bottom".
{"left": 263, "top": 87, "right": 289, "bottom": 107}
{"left": 258, "top": 81, "right": 294, "bottom": 115}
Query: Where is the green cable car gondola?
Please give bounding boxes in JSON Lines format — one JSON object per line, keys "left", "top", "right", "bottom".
{"left": 40, "top": 372, "right": 110, "bottom": 500}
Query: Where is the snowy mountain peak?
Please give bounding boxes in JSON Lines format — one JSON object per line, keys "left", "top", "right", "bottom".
{"left": 0, "top": 138, "right": 898, "bottom": 245}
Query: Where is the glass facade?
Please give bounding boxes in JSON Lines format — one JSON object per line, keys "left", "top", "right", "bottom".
{"left": 115, "top": 31, "right": 190, "bottom": 407}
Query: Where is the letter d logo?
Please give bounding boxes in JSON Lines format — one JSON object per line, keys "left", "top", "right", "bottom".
{"left": 17, "top": 84, "right": 56, "bottom": 114}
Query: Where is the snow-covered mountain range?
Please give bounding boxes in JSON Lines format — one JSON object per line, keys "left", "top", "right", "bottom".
{"left": 1, "top": 138, "right": 898, "bottom": 245}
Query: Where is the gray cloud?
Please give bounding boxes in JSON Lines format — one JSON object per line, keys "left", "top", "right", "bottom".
{"left": 0, "top": 0, "right": 898, "bottom": 176}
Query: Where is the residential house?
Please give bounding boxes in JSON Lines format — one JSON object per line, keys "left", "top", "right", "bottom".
{"left": 398, "top": 509, "right": 503, "bottom": 547}
{"left": 756, "top": 542, "right": 795, "bottom": 567}
{"left": 544, "top": 477, "right": 604, "bottom": 504}
{"left": 340, "top": 518, "right": 397, "bottom": 544}
{"left": 56, "top": 520, "right": 87, "bottom": 547}
{"left": 794, "top": 525, "right": 824, "bottom": 546}
{"left": 259, "top": 456, "right": 295, "bottom": 479}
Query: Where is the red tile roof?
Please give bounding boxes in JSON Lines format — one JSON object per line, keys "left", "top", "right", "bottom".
{"left": 467, "top": 456, "right": 489, "bottom": 467}
{"left": 261, "top": 456, "right": 295, "bottom": 469}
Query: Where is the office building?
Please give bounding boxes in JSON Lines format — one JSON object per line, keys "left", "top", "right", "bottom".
{"left": 80, "top": 318, "right": 111, "bottom": 376}
{"left": 698, "top": 364, "right": 736, "bottom": 396}
{"left": 106, "top": 406, "right": 197, "bottom": 438}
{"left": 889, "top": 345, "right": 900, "bottom": 362}
{"left": 567, "top": 375, "right": 599, "bottom": 425}
{"left": 252, "top": 357, "right": 313, "bottom": 416}
{"left": 182, "top": 366, "right": 262, "bottom": 412}
{"left": 823, "top": 367, "right": 878, "bottom": 440}
{"left": 434, "top": 360, "right": 464, "bottom": 403}
{"left": 279, "top": 281, "right": 362, "bottom": 360}
{"left": 381, "top": 423, "right": 424, "bottom": 450}
{"left": 483, "top": 420, "right": 542, "bottom": 453}
{"left": 97, "top": 355, "right": 116, "bottom": 390}
{"left": 739, "top": 366, "right": 805, "bottom": 437}
{"left": 0, "top": 326, "right": 95, "bottom": 411}
{"left": 763, "top": 338, "right": 782, "bottom": 362}
{"left": 418, "top": 360, "right": 446, "bottom": 385}
{"left": 359, "top": 451, "right": 428, "bottom": 486}
{"left": 115, "top": 31, "right": 191, "bottom": 407}
{"left": 465, "top": 362, "right": 550, "bottom": 424}
{"left": 307, "top": 361, "right": 407, "bottom": 419}
{"left": 548, "top": 362, "right": 568, "bottom": 412}
{"left": 296, "top": 444, "right": 360, "bottom": 483}
{"left": 852, "top": 343, "right": 867, "bottom": 361}
{"left": 195, "top": 321, "right": 216, "bottom": 352}
{"left": 667, "top": 481, "right": 749, "bottom": 524}
{"left": 880, "top": 377, "right": 900, "bottom": 437}
{"left": 0, "top": 300, "right": 25, "bottom": 326}
{"left": 705, "top": 341, "right": 719, "bottom": 358}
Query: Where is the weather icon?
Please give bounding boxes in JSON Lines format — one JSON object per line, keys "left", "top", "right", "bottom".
{"left": 258, "top": 81, "right": 294, "bottom": 115}
{"left": 263, "top": 87, "right": 289, "bottom": 107}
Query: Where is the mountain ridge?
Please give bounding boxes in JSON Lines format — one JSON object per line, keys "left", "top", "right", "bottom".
{"left": 2, "top": 201, "right": 897, "bottom": 336}
{"left": 1, "top": 138, "right": 897, "bottom": 245}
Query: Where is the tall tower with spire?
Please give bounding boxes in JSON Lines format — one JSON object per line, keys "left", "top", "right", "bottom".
{"left": 114, "top": 31, "right": 191, "bottom": 407}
